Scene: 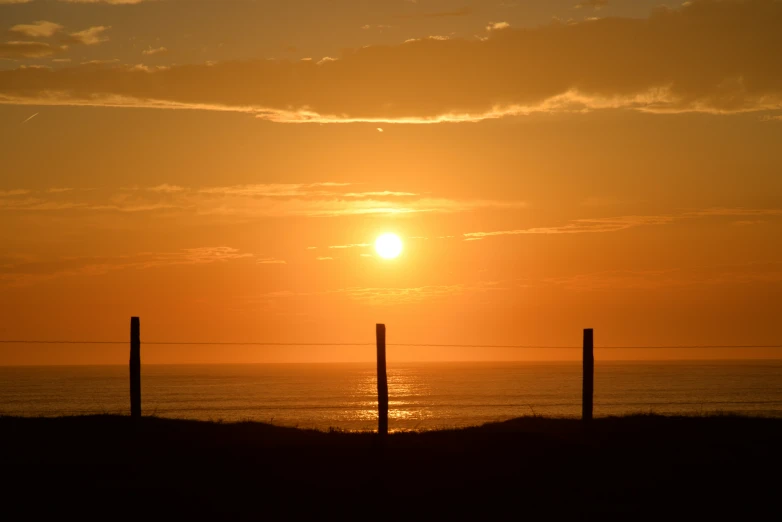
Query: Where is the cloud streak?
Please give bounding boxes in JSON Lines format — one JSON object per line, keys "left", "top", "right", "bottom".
{"left": 0, "top": 247, "right": 254, "bottom": 287}
{"left": 66, "top": 26, "right": 110, "bottom": 46}
{"left": 0, "top": 1, "right": 780, "bottom": 122}
{"left": 546, "top": 263, "right": 782, "bottom": 292}
{"left": 10, "top": 21, "right": 64, "bottom": 38}
{"left": 464, "top": 208, "right": 782, "bottom": 241}
{"left": 465, "top": 215, "right": 676, "bottom": 239}
{"left": 0, "top": 41, "right": 61, "bottom": 59}
{"left": 0, "top": 184, "right": 525, "bottom": 218}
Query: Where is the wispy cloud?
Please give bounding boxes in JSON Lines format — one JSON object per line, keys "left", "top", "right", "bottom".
{"left": 1, "top": 2, "right": 781, "bottom": 122}
{"left": 257, "top": 257, "right": 286, "bottom": 265}
{"left": 465, "top": 215, "right": 675, "bottom": 239}
{"left": 66, "top": 26, "right": 110, "bottom": 46}
{"left": 328, "top": 243, "right": 371, "bottom": 249}
{"left": 21, "top": 112, "right": 38, "bottom": 124}
{"left": 142, "top": 46, "right": 168, "bottom": 56}
{"left": 0, "top": 41, "right": 61, "bottom": 59}
{"left": 486, "top": 22, "right": 510, "bottom": 31}
{"left": 197, "top": 183, "right": 351, "bottom": 198}
{"left": 148, "top": 184, "right": 185, "bottom": 193}
{"left": 251, "top": 281, "right": 505, "bottom": 307}
{"left": 10, "top": 21, "right": 64, "bottom": 38}
{"left": 463, "top": 207, "right": 782, "bottom": 241}
{"left": 0, "top": 184, "right": 524, "bottom": 218}
{"left": 464, "top": 208, "right": 782, "bottom": 241}
{"left": 0, "top": 247, "right": 254, "bottom": 287}
{"left": 685, "top": 208, "right": 782, "bottom": 218}
{"left": 546, "top": 263, "right": 782, "bottom": 292}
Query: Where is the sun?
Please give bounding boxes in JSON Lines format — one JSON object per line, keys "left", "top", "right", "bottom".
{"left": 375, "top": 233, "right": 403, "bottom": 259}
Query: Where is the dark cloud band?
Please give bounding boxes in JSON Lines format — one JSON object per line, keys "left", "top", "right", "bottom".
{"left": 1, "top": 1, "right": 780, "bottom": 122}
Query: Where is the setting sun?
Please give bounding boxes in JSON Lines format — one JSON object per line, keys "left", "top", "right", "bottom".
{"left": 375, "top": 234, "right": 403, "bottom": 259}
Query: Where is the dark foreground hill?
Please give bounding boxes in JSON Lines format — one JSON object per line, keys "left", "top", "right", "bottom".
{"left": 2, "top": 414, "right": 781, "bottom": 520}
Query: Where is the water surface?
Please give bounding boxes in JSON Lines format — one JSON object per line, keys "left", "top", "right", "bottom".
{"left": 2, "top": 361, "right": 781, "bottom": 431}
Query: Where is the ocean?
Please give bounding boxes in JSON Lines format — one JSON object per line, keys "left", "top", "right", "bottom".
{"left": 2, "top": 361, "right": 782, "bottom": 431}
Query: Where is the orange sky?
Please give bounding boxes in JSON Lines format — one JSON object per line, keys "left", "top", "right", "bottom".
{"left": 1, "top": 0, "right": 781, "bottom": 365}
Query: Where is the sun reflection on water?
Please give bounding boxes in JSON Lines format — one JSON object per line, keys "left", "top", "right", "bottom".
{"left": 6, "top": 362, "right": 775, "bottom": 432}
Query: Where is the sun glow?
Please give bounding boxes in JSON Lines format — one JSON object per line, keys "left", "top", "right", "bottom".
{"left": 375, "top": 233, "right": 403, "bottom": 259}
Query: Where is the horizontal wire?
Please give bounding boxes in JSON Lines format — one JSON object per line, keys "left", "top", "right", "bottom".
{"left": 398, "top": 344, "right": 782, "bottom": 349}
{"left": 0, "top": 340, "right": 781, "bottom": 349}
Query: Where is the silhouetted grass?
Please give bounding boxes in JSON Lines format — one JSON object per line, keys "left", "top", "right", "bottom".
{"left": 2, "top": 413, "right": 780, "bottom": 520}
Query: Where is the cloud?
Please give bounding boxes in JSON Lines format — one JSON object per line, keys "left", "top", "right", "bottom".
{"left": 126, "top": 63, "right": 170, "bottom": 73}
{"left": 337, "top": 284, "right": 469, "bottom": 305}
{"left": 733, "top": 220, "right": 766, "bottom": 226}
{"left": 66, "top": 26, "right": 110, "bottom": 46}
{"left": 486, "top": 22, "right": 510, "bottom": 31}
{"left": 685, "top": 208, "right": 782, "bottom": 218}
{"left": 574, "top": 0, "right": 609, "bottom": 10}
{"left": 257, "top": 257, "right": 286, "bottom": 265}
{"left": 0, "top": 0, "right": 33, "bottom": 3}
{"left": 0, "top": 247, "right": 254, "bottom": 287}
{"left": 547, "top": 263, "right": 782, "bottom": 292}
{"left": 252, "top": 281, "right": 503, "bottom": 306}
{"left": 142, "top": 46, "right": 168, "bottom": 56}
{"left": 177, "top": 246, "right": 253, "bottom": 264}
{"left": 342, "top": 191, "right": 418, "bottom": 197}
{"left": 197, "top": 183, "right": 351, "bottom": 198}
{"left": 0, "top": 41, "right": 60, "bottom": 59}
{"left": 328, "top": 243, "right": 371, "bottom": 249}
{"left": 0, "top": 184, "right": 523, "bottom": 218}
{"left": 316, "top": 257, "right": 333, "bottom": 261}
{"left": 339, "top": 281, "right": 504, "bottom": 305}
{"left": 10, "top": 21, "right": 64, "bottom": 38}
{"left": 80, "top": 59, "right": 120, "bottom": 66}
{"left": 464, "top": 215, "right": 675, "bottom": 239}
{"left": 404, "top": 35, "right": 450, "bottom": 43}
{"left": 2, "top": 1, "right": 780, "bottom": 122}
{"left": 464, "top": 208, "right": 782, "bottom": 241}
{"left": 147, "top": 184, "right": 184, "bottom": 193}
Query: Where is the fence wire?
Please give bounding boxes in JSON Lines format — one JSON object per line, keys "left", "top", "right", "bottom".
{"left": 1, "top": 340, "right": 781, "bottom": 349}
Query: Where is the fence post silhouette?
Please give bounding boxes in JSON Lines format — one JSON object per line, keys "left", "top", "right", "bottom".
{"left": 130, "top": 317, "right": 141, "bottom": 419}
{"left": 376, "top": 324, "right": 388, "bottom": 439}
{"left": 582, "top": 328, "right": 594, "bottom": 423}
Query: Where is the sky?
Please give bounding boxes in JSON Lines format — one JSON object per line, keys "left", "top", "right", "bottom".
{"left": 1, "top": 0, "right": 781, "bottom": 365}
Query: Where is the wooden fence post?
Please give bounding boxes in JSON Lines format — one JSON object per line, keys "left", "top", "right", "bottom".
{"left": 376, "top": 324, "right": 388, "bottom": 439}
{"left": 582, "top": 328, "right": 594, "bottom": 423}
{"left": 130, "top": 317, "right": 141, "bottom": 419}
